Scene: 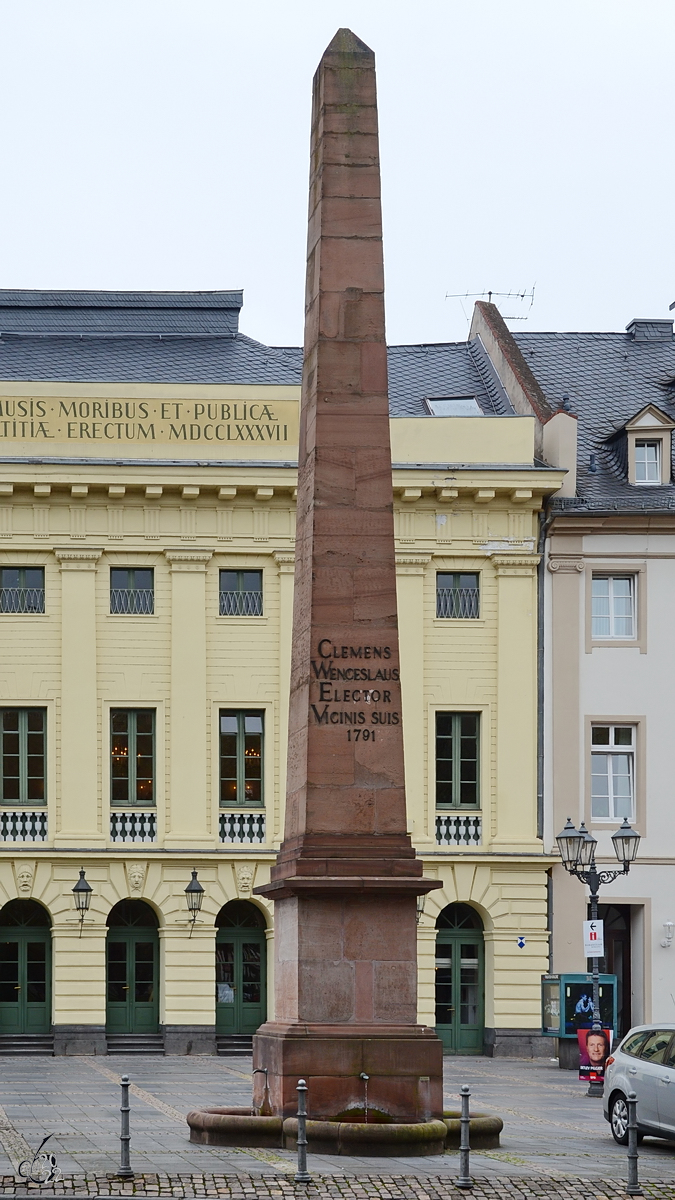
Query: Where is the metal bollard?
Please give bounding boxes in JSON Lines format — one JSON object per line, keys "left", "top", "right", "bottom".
{"left": 626, "top": 1092, "right": 643, "bottom": 1196}
{"left": 294, "top": 1078, "right": 311, "bottom": 1183}
{"left": 118, "top": 1074, "right": 134, "bottom": 1180}
{"left": 456, "top": 1084, "right": 473, "bottom": 1190}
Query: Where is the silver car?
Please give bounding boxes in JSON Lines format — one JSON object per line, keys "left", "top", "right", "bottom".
{"left": 604, "top": 1024, "right": 675, "bottom": 1143}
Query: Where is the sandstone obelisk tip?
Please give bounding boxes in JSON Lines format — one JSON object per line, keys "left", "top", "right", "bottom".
{"left": 323, "top": 27, "right": 374, "bottom": 58}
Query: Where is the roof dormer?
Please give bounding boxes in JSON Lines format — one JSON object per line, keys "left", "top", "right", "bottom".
{"left": 625, "top": 404, "right": 675, "bottom": 486}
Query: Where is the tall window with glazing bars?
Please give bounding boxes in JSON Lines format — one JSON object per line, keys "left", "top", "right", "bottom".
{"left": 0, "top": 709, "right": 46, "bottom": 804}
{"left": 435, "top": 712, "right": 480, "bottom": 808}
{"left": 436, "top": 572, "right": 480, "bottom": 619}
{"left": 0, "top": 567, "right": 45, "bottom": 614}
{"left": 219, "top": 711, "right": 264, "bottom": 806}
{"left": 219, "top": 570, "right": 263, "bottom": 617}
{"left": 110, "top": 568, "right": 154, "bottom": 615}
{"left": 111, "top": 710, "right": 155, "bottom": 806}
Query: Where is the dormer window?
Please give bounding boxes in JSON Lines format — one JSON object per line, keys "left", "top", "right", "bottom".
{"left": 625, "top": 405, "right": 674, "bottom": 487}
{"left": 634, "top": 440, "right": 661, "bottom": 484}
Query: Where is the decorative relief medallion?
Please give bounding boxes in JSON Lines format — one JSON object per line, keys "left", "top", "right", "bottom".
{"left": 15, "top": 864, "right": 34, "bottom": 895}
{"left": 235, "top": 862, "right": 255, "bottom": 897}
{"left": 126, "top": 862, "right": 146, "bottom": 895}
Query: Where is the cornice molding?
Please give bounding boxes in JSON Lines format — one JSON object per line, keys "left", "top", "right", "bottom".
{"left": 53, "top": 548, "right": 102, "bottom": 571}
{"left": 273, "top": 551, "right": 296, "bottom": 573}
{"left": 163, "top": 549, "right": 213, "bottom": 572}
{"left": 492, "top": 554, "right": 540, "bottom": 576}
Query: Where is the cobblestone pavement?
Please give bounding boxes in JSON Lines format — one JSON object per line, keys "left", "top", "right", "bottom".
{"left": 2, "top": 1174, "right": 675, "bottom": 1199}
{"left": 0, "top": 1054, "right": 673, "bottom": 1190}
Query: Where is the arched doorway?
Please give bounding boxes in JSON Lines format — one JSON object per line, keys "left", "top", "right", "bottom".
{"left": 435, "top": 903, "right": 484, "bottom": 1054}
{"left": 0, "top": 899, "right": 51, "bottom": 1035}
{"left": 106, "top": 900, "right": 159, "bottom": 1035}
{"left": 215, "top": 901, "right": 266, "bottom": 1036}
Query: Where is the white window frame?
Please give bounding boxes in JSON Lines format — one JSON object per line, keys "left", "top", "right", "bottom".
{"left": 591, "top": 724, "right": 636, "bottom": 821}
{"left": 634, "top": 440, "right": 661, "bottom": 485}
{"left": 591, "top": 575, "right": 636, "bottom": 640}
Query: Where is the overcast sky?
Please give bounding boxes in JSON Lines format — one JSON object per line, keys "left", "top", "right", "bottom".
{"left": 2, "top": 0, "right": 674, "bottom": 348}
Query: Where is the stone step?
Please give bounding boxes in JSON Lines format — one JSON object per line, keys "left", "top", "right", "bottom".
{"left": 106, "top": 1034, "right": 165, "bottom": 1055}
{"left": 0, "top": 1034, "right": 54, "bottom": 1055}
{"left": 216, "top": 1035, "right": 253, "bottom": 1057}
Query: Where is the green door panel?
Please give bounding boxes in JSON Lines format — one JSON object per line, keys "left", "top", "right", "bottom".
{"left": 215, "top": 930, "right": 266, "bottom": 1035}
{"left": 435, "top": 920, "right": 484, "bottom": 1055}
{"left": 0, "top": 931, "right": 51, "bottom": 1035}
{"left": 106, "top": 929, "right": 158, "bottom": 1035}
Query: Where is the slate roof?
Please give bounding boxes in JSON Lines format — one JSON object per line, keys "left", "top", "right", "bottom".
{"left": 513, "top": 327, "right": 675, "bottom": 511}
{"left": 0, "top": 291, "right": 243, "bottom": 337}
{"left": 0, "top": 290, "right": 515, "bottom": 419}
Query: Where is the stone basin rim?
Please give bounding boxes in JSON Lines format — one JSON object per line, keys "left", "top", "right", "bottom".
{"left": 186, "top": 1107, "right": 500, "bottom": 1155}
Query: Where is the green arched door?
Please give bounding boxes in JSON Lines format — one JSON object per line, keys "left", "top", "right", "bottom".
{"left": 106, "top": 900, "right": 159, "bottom": 1035}
{"left": 215, "top": 901, "right": 266, "bottom": 1035}
{"left": 435, "top": 903, "right": 484, "bottom": 1054}
{"left": 0, "top": 899, "right": 51, "bottom": 1035}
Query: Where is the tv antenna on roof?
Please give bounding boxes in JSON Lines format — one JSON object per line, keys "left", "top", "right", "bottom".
{"left": 446, "top": 286, "right": 536, "bottom": 320}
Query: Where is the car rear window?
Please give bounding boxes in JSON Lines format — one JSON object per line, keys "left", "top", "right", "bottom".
{"left": 621, "top": 1031, "right": 650, "bottom": 1058}
{"left": 640, "top": 1030, "right": 674, "bottom": 1063}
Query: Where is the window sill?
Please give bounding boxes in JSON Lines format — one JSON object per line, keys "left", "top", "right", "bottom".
{"left": 436, "top": 809, "right": 482, "bottom": 814}
{"left": 216, "top": 616, "right": 268, "bottom": 623}
{"left": 0, "top": 613, "right": 49, "bottom": 618}
{"left": 106, "top": 613, "right": 158, "bottom": 619}
{"left": 590, "top": 639, "right": 640, "bottom": 650}
{"left": 590, "top": 818, "right": 636, "bottom": 827}
{"left": 220, "top": 806, "right": 265, "bottom": 812}
{"left": 433, "top": 618, "right": 485, "bottom": 626}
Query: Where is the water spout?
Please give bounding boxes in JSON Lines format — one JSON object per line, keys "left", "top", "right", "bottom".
{"left": 359, "top": 1072, "right": 369, "bottom": 1123}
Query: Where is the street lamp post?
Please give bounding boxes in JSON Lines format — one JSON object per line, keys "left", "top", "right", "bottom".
{"left": 556, "top": 816, "right": 641, "bottom": 1097}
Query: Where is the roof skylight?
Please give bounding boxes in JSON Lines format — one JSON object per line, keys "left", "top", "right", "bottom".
{"left": 425, "top": 395, "right": 483, "bottom": 417}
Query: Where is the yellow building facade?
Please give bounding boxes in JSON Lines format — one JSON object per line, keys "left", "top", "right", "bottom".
{"left": 0, "top": 292, "right": 565, "bottom": 1055}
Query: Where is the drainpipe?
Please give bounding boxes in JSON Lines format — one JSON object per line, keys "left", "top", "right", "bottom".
{"left": 536, "top": 500, "right": 554, "bottom": 840}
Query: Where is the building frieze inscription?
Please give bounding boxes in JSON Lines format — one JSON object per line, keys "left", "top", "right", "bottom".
{"left": 0, "top": 398, "right": 297, "bottom": 445}
{"left": 309, "top": 637, "right": 401, "bottom": 735}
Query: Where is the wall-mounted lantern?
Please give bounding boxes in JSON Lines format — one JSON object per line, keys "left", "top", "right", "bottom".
{"left": 72, "top": 868, "right": 92, "bottom": 938}
{"left": 185, "top": 869, "right": 205, "bottom": 937}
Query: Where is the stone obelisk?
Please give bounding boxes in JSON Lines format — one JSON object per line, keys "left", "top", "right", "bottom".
{"left": 254, "top": 29, "right": 442, "bottom": 1122}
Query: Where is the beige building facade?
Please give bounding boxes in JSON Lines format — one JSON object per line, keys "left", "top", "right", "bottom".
{"left": 0, "top": 291, "right": 566, "bottom": 1055}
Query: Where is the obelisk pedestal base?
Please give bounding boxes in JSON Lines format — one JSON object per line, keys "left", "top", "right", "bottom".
{"left": 253, "top": 1022, "right": 443, "bottom": 1121}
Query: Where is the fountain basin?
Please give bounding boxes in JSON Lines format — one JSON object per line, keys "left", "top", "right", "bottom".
{"left": 283, "top": 1117, "right": 447, "bottom": 1156}
{"left": 443, "top": 1110, "right": 503, "bottom": 1149}
{"left": 187, "top": 1107, "right": 283, "bottom": 1149}
{"left": 187, "top": 1107, "right": 498, "bottom": 1156}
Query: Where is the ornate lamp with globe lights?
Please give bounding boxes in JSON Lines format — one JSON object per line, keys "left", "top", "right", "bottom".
{"left": 555, "top": 816, "right": 641, "bottom": 1096}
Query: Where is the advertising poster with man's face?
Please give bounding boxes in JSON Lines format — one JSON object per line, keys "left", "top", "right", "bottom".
{"left": 578, "top": 1028, "right": 612, "bottom": 1083}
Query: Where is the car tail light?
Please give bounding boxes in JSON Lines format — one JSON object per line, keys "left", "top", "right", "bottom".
{"left": 606, "top": 1056, "right": 615, "bottom": 1066}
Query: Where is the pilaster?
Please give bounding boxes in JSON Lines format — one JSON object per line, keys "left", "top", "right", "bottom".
{"left": 396, "top": 554, "right": 434, "bottom": 848}
{"left": 273, "top": 552, "right": 295, "bottom": 844}
{"left": 163, "top": 550, "right": 213, "bottom": 848}
{"left": 492, "top": 555, "right": 540, "bottom": 850}
{"left": 53, "top": 549, "right": 104, "bottom": 846}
